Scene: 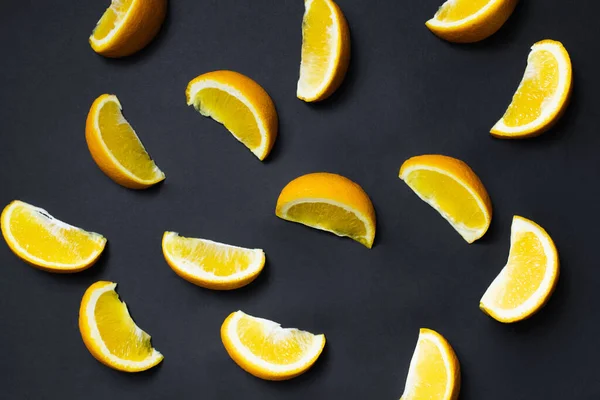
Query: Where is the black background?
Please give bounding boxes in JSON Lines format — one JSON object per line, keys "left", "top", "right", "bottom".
{"left": 1, "top": 0, "right": 599, "bottom": 399}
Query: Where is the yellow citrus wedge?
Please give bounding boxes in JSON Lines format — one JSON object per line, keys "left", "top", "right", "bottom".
{"left": 162, "top": 232, "right": 265, "bottom": 290}
{"left": 186, "top": 70, "right": 278, "bottom": 161}
{"left": 399, "top": 155, "right": 492, "bottom": 243}
{"left": 79, "top": 281, "right": 164, "bottom": 372}
{"left": 1, "top": 200, "right": 106, "bottom": 273}
{"left": 221, "top": 310, "right": 326, "bottom": 380}
{"left": 89, "top": 0, "right": 167, "bottom": 58}
{"left": 297, "top": 0, "right": 350, "bottom": 102}
{"left": 491, "top": 40, "right": 573, "bottom": 138}
{"left": 480, "top": 216, "right": 559, "bottom": 323}
{"left": 400, "top": 328, "right": 460, "bottom": 400}
{"left": 276, "top": 172, "right": 376, "bottom": 248}
{"left": 86, "top": 94, "right": 165, "bottom": 189}
{"left": 426, "top": 0, "right": 519, "bottom": 43}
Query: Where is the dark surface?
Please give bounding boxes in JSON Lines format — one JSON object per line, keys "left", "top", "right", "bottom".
{"left": 1, "top": 0, "right": 599, "bottom": 399}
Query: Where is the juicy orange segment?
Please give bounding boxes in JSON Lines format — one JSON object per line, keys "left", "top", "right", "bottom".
{"left": 400, "top": 329, "right": 460, "bottom": 400}
{"left": 399, "top": 155, "right": 492, "bottom": 243}
{"left": 86, "top": 94, "right": 165, "bottom": 189}
{"left": 186, "top": 71, "right": 278, "bottom": 160}
{"left": 276, "top": 173, "right": 376, "bottom": 248}
{"left": 480, "top": 216, "right": 559, "bottom": 323}
{"left": 221, "top": 310, "right": 326, "bottom": 380}
{"left": 297, "top": 0, "right": 350, "bottom": 102}
{"left": 90, "top": 0, "right": 167, "bottom": 58}
{"left": 1, "top": 200, "right": 106, "bottom": 272}
{"left": 426, "top": 0, "right": 519, "bottom": 43}
{"left": 491, "top": 40, "right": 572, "bottom": 138}
{"left": 162, "top": 232, "right": 265, "bottom": 290}
{"left": 79, "top": 281, "right": 163, "bottom": 372}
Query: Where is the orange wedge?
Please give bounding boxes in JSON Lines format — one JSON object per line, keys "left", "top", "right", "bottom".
{"left": 491, "top": 40, "right": 573, "bottom": 138}
{"left": 186, "top": 71, "right": 278, "bottom": 160}
{"left": 79, "top": 281, "right": 164, "bottom": 372}
{"left": 1, "top": 200, "right": 106, "bottom": 273}
{"left": 89, "top": 0, "right": 167, "bottom": 57}
{"left": 162, "top": 232, "right": 265, "bottom": 290}
{"left": 426, "top": 0, "right": 519, "bottom": 43}
{"left": 86, "top": 94, "right": 165, "bottom": 189}
{"left": 297, "top": 0, "right": 350, "bottom": 102}
{"left": 480, "top": 216, "right": 559, "bottom": 323}
{"left": 399, "top": 155, "right": 492, "bottom": 243}
{"left": 221, "top": 310, "right": 326, "bottom": 380}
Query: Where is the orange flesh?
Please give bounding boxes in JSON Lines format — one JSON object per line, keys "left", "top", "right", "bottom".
{"left": 92, "top": 0, "right": 133, "bottom": 40}
{"left": 435, "top": 0, "right": 492, "bottom": 22}
{"left": 299, "top": 0, "right": 335, "bottom": 90}
{"left": 97, "top": 100, "right": 160, "bottom": 180}
{"left": 285, "top": 202, "right": 367, "bottom": 244}
{"left": 192, "top": 88, "right": 261, "bottom": 149}
{"left": 404, "top": 169, "right": 486, "bottom": 229}
{"left": 165, "top": 236, "right": 254, "bottom": 277}
{"left": 493, "top": 232, "right": 547, "bottom": 308}
{"left": 236, "top": 315, "right": 315, "bottom": 365}
{"left": 503, "top": 50, "right": 559, "bottom": 127}
{"left": 403, "top": 338, "right": 448, "bottom": 399}
{"left": 8, "top": 206, "right": 102, "bottom": 264}
{"left": 94, "top": 290, "right": 153, "bottom": 362}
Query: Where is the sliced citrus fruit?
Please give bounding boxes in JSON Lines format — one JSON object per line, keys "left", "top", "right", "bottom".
{"left": 480, "top": 216, "right": 559, "bottom": 323}
{"left": 491, "top": 40, "right": 573, "bottom": 138}
{"left": 426, "top": 0, "right": 519, "bottom": 43}
{"left": 221, "top": 310, "right": 326, "bottom": 380}
{"left": 1, "top": 200, "right": 106, "bottom": 273}
{"left": 399, "top": 155, "right": 492, "bottom": 243}
{"left": 79, "top": 281, "right": 164, "bottom": 372}
{"left": 89, "top": 0, "right": 167, "bottom": 57}
{"left": 162, "top": 232, "right": 265, "bottom": 290}
{"left": 400, "top": 328, "right": 460, "bottom": 400}
{"left": 276, "top": 172, "right": 376, "bottom": 248}
{"left": 186, "top": 70, "right": 278, "bottom": 161}
{"left": 86, "top": 94, "right": 165, "bottom": 189}
{"left": 297, "top": 0, "right": 350, "bottom": 102}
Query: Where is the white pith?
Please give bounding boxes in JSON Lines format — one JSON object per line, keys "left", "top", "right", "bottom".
{"left": 2, "top": 201, "right": 106, "bottom": 269}
{"left": 186, "top": 80, "right": 269, "bottom": 159}
{"left": 480, "top": 216, "right": 558, "bottom": 320}
{"left": 279, "top": 197, "right": 374, "bottom": 244}
{"left": 162, "top": 232, "right": 265, "bottom": 283}
{"left": 297, "top": 0, "right": 341, "bottom": 100}
{"left": 92, "top": 95, "right": 164, "bottom": 183}
{"left": 426, "top": 0, "right": 503, "bottom": 28}
{"left": 83, "top": 283, "right": 163, "bottom": 369}
{"left": 401, "top": 330, "right": 455, "bottom": 400}
{"left": 492, "top": 41, "right": 571, "bottom": 134}
{"left": 225, "top": 311, "right": 325, "bottom": 375}
{"left": 400, "top": 165, "right": 490, "bottom": 243}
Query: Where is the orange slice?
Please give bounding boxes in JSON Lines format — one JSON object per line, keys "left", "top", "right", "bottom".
{"left": 1, "top": 200, "right": 106, "bottom": 273}
{"left": 221, "top": 310, "right": 326, "bottom": 380}
{"left": 89, "top": 0, "right": 167, "bottom": 57}
{"left": 86, "top": 94, "right": 165, "bottom": 189}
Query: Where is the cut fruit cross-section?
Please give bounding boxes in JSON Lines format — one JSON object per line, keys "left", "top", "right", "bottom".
{"left": 480, "top": 216, "right": 559, "bottom": 323}
{"left": 276, "top": 172, "right": 376, "bottom": 248}
{"left": 86, "top": 94, "right": 165, "bottom": 189}
{"left": 400, "top": 328, "right": 460, "bottom": 400}
{"left": 186, "top": 70, "right": 278, "bottom": 161}
{"left": 221, "top": 310, "right": 326, "bottom": 380}
{"left": 79, "top": 281, "right": 163, "bottom": 372}
{"left": 162, "top": 232, "right": 265, "bottom": 290}
{"left": 491, "top": 40, "right": 572, "bottom": 138}
{"left": 297, "top": 0, "right": 350, "bottom": 102}
{"left": 1, "top": 200, "right": 106, "bottom": 273}
{"left": 399, "top": 155, "right": 492, "bottom": 243}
